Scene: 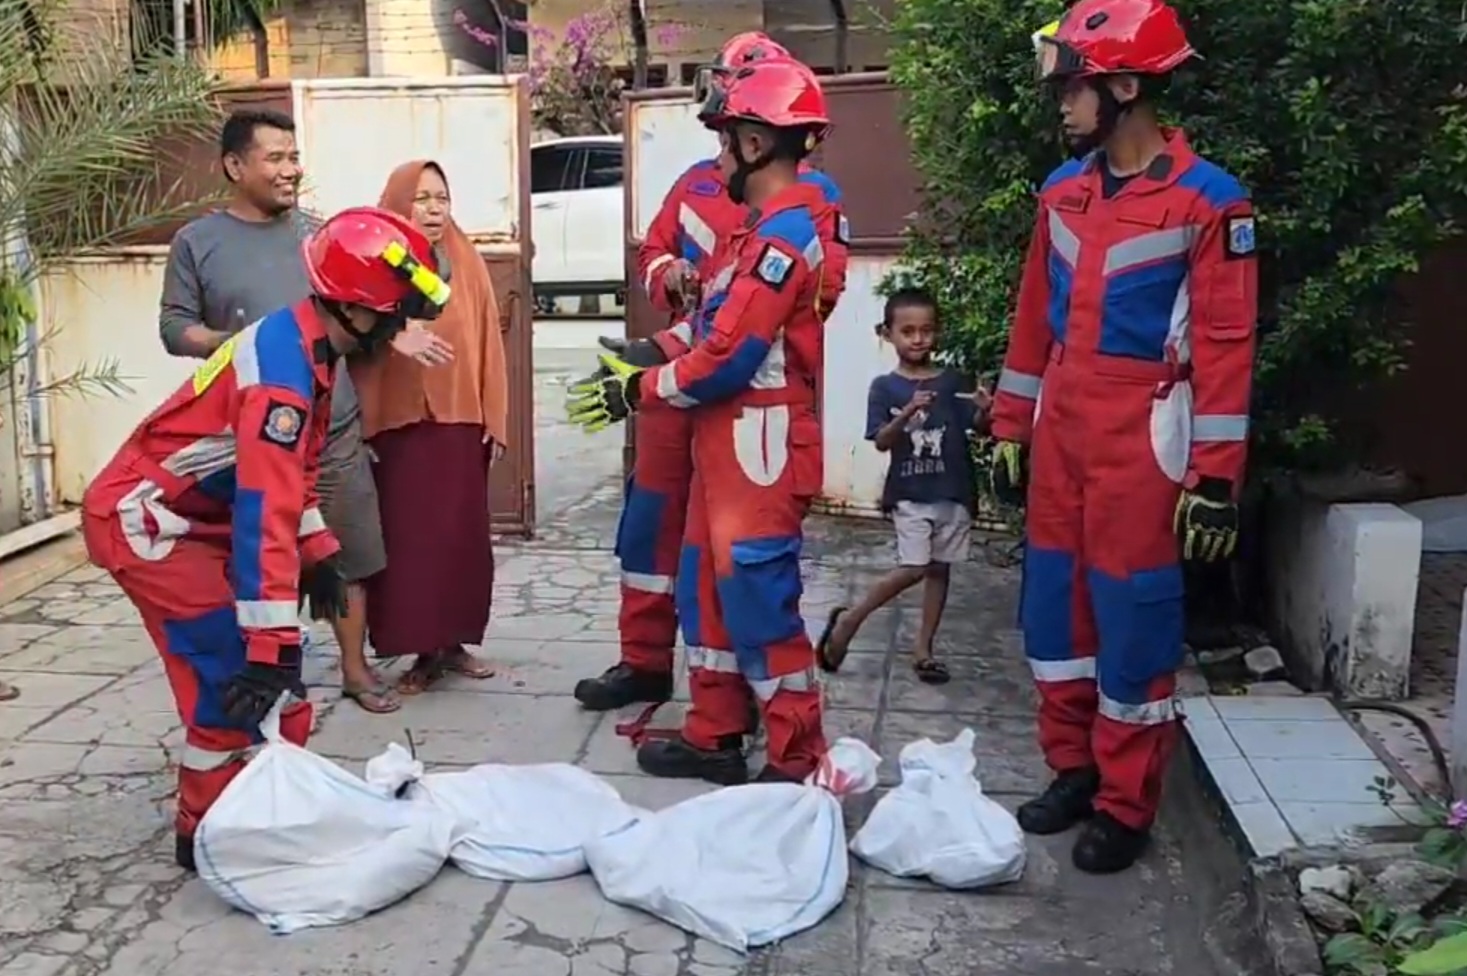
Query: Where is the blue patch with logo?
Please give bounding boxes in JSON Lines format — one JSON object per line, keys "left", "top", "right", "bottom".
{"left": 1225, "top": 216, "right": 1256, "bottom": 259}
{"left": 754, "top": 244, "right": 796, "bottom": 290}
{"left": 689, "top": 180, "right": 721, "bottom": 197}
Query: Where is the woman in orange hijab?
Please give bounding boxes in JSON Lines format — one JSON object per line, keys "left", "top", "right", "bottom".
{"left": 352, "top": 160, "right": 509, "bottom": 695}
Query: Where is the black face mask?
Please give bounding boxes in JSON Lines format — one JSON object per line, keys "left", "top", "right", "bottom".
{"left": 725, "top": 134, "right": 773, "bottom": 206}
{"left": 327, "top": 301, "right": 410, "bottom": 357}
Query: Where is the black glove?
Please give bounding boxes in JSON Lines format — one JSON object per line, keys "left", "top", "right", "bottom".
{"left": 301, "top": 553, "right": 349, "bottom": 621}
{"left": 1175, "top": 477, "right": 1240, "bottom": 563}
{"left": 221, "top": 658, "right": 305, "bottom": 727}
{"left": 597, "top": 335, "right": 669, "bottom": 367}
{"left": 989, "top": 441, "right": 1029, "bottom": 507}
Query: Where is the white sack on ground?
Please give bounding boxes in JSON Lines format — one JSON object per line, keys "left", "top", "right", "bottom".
{"left": 850, "top": 728, "right": 1026, "bottom": 889}
{"left": 195, "top": 702, "right": 457, "bottom": 935}
{"left": 584, "top": 737, "right": 882, "bottom": 952}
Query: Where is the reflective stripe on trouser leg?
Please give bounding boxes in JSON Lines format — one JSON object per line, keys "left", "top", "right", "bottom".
{"left": 1088, "top": 563, "right": 1186, "bottom": 829}
{"left": 1021, "top": 429, "right": 1099, "bottom": 772}
{"left": 176, "top": 702, "right": 314, "bottom": 836}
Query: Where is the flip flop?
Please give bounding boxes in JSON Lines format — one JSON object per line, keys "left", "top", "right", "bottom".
{"left": 0, "top": 681, "right": 18, "bottom": 702}
{"left": 816, "top": 607, "right": 849, "bottom": 674}
{"left": 441, "top": 648, "right": 496, "bottom": 680}
{"left": 343, "top": 680, "right": 402, "bottom": 714}
{"left": 396, "top": 657, "right": 445, "bottom": 696}
{"left": 913, "top": 658, "right": 951, "bottom": 685}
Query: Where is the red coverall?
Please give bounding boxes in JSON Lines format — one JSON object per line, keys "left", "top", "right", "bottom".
{"left": 619, "top": 160, "right": 849, "bottom": 678}
{"left": 81, "top": 300, "right": 338, "bottom": 838}
{"left": 638, "top": 180, "right": 840, "bottom": 777}
{"left": 991, "top": 130, "right": 1258, "bottom": 828}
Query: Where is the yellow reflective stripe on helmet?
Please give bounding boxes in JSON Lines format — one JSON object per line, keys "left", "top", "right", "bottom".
{"left": 381, "top": 240, "right": 452, "bottom": 306}
{"left": 1032, "top": 19, "right": 1060, "bottom": 49}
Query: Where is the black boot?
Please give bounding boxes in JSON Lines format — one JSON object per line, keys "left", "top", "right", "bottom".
{"left": 745, "top": 699, "right": 762, "bottom": 738}
{"left": 636, "top": 735, "right": 748, "bottom": 785}
{"left": 752, "top": 764, "right": 804, "bottom": 784}
{"left": 1071, "top": 811, "right": 1150, "bottom": 874}
{"left": 573, "top": 664, "right": 673, "bottom": 711}
{"left": 1016, "top": 767, "right": 1100, "bottom": 835}
{"left": 175, "top": 833, "right": 197, "bottom": 873}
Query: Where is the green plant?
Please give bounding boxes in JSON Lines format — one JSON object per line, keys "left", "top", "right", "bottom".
{"left": 1399, "top": 928, "right": 1467, "bottom": 975}
{"left": 886, "top": 0, "right": 1467, "bottom": 473}
{"left": 1415, "top": 799, "right": 1467, "bottom": 871}
{"left": 0, "top": 0, "right": 223, "bottom": 408}
{"left": 1324, "top": 901, "right": 1431, "bottom": 975}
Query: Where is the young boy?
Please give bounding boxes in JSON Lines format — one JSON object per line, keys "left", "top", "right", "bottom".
{"left": 816, "top": 288, "right": 987, "bottom": 684}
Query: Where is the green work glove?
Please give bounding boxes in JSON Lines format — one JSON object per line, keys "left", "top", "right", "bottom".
{"left": 566, "top": 352, "right": 643, "bottom": 433}
{"left": 989, "top": 440, "right": 1028, "bottom": 507}
{"left": 1174, "top": 477, "right": 1239, "bottom": 563}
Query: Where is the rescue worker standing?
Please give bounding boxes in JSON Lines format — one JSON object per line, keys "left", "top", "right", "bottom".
{"left": 567, "top": 59, "right": 837, "bottom": 785}
{"left": 989, "top": 0, "right": 1258, "bottom": 873}
{"left": 573, "top": 33, "right": 850, "bottom": 717}
{"left": 82, "top": 208, "right": 449, "bottom": 870}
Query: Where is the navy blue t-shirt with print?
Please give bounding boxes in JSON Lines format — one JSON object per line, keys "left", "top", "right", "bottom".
{"left": 865, "top": 368, "right": 978, "bottom": 513}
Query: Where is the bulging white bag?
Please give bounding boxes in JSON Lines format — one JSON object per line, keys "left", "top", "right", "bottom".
{"left": 850, "top": 728, "right": 1026, "bottom": 889}
{"left": 194, "top": 701, "right": 457, "bottom": 935}
{"left": 585, "top": 737, "right": 881, "bottom": 952}
{"left": 364, "top": 744, "right": 644, "bottom": 882}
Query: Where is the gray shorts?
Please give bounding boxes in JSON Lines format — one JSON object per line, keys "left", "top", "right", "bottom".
{"left": 316, "top": 417, "right": 386, "bottom": 583}
{"left": 893, "top": 500, "right": 972, "bottom": 566}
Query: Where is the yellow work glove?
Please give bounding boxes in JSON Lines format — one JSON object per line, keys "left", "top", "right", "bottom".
{"left": 1174, "top": 478, "right": 1240, "bottom": 563}
{"left": 565, "top": 352, "right": 643, "bottom": 433}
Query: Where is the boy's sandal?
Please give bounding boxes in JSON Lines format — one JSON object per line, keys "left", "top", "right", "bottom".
{"left": 913, "top": 658, "right": 951, "bottom": 685}
{"left": 815, "top": 607, "right": 849, "bottom": 674}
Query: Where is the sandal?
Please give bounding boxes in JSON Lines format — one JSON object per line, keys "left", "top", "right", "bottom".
{"left": 815, "top": 607, "right": 849, "bottom": 674}
{"left": 441, "top": 647, "right": 495, "bottom": 680}
{"left": 343, "top": 679, "right": 402, "bottom": 714}
{"left": 0, "top": 680, "right": 17, "bottom": 702}
{"left": 396, "top": 657, "right": 445, "bottom": 696}
{"left": 913, "top": 657, "right": 951, "bottom": 685}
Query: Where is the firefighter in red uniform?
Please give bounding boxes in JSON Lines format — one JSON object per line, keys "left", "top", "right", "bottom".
{"left": 81, "top": 207, "right": 448, "bottom": 871}
{"left": 989, "top": 0, "right": 1258, "bottom": 873}
{"left": 573, "top": 33, "right": 850, "bottom": 717}
{"left": 567, "top": 59, "right": 836, "bottom": 784}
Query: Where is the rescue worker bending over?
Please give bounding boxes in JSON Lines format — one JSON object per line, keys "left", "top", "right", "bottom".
{"left": 991, "top": 0, "right": 1258, "bottom": 873}
{"left": 574, "top": 32, "right": 850, "bottom": 721}
{"left": 567, "top": 58, "right": 837, "bottom": 785}
{"left": 82, "top": 207, "right": 449, "bottom": 871}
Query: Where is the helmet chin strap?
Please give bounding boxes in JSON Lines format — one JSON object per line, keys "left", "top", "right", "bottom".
{"left": 725, "top": 135, "right": 774, "bottom": 206}
{"left": 325, "top": 301, "right": 408, "bottom": 356}
{"left": 1065, "top": 78, "right": 1135, "bottom": 158}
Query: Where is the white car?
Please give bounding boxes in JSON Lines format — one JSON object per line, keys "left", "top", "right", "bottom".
{"left": 530, "top": 135, "right": 624, "bottom": 300}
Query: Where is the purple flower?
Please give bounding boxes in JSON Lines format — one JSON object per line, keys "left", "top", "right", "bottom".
{"left": 1448, "top": 800, "right": 1467, "bottom": 829}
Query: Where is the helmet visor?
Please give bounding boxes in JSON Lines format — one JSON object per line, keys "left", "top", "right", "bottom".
{"left": 695, "top": 70, "right": 731, "bottom": 127}
{"left": 692, "top": 64, "right": 725, "bottom": 109}
{"left": 1034, "top": 34, "right": 1086, "bottom": 83}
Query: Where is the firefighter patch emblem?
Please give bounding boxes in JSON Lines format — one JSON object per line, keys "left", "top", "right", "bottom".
{"left": 754, "top": 244, "right": 795, "bottom": 291}
{"left": 260, "top": 401, "right": 305, "bottom": 449}
{"left": 1226, "top": 216, "right": 1256, "bottom": 259}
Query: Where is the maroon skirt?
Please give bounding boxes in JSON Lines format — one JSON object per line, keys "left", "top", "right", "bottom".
{"left": 366, "top": 421, "right": 494, "bottom": 658}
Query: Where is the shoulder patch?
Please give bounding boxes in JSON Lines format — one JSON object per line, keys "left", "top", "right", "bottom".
{"left": 192, "top": 334, "right": 239, "bottom": 395}
{"left": 259, "top": 399, "right": 306, "bottom": 450}
{"left": 754, "top": 243, "right": 796, "bottom": 291}
{"left": 1225, "top": 216, "right": 1256, "bottom": 259}
{"left": 688, "top": 179, "right": 722, "bottom": 197}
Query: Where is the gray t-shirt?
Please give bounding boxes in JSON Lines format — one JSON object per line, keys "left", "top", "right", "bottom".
{"left": 158, "top": 209, "right": 360, "bottom": 438}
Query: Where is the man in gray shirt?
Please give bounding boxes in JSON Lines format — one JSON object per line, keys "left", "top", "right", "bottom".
{"left": 159, "top": 109, "right": 401, "bottom": 713}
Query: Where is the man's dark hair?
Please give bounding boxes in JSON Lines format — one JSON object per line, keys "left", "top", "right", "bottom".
{"left": 880, "top": 287, "right": 940, "bottom": 331}
{"left": 219, "top": 108, "right": 294, "bottom": 160}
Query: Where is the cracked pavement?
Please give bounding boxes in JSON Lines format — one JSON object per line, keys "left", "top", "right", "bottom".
{"left": 0, "top": 350, "right": 1237, "bottom": 974}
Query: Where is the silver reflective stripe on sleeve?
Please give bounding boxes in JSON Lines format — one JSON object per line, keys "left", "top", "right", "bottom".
{"left": 643, "top": 253, "right": 674, "bottom": 293}
{"left": 668, "top": 321, "right": 693, "bottom": 346}
{"left": 1028, "top": 657, "right": 1096, "bottom": 682}
{"left": 997, "top": 368, "right": 1042, "bottom": 400}
{"left": 236, "top": 600, "right": 301, "bottom": 629}
{"left": 656, "top": 365, "right": 699, "bottom": 408}
{"left": 623, "top": 571, "right": 673, "bottom": 595}
{"left": 1098, "top": 694, "right": 1178, "bottom": 726}
{"left": 179, "top": 742, "right": 253, "bottom": 771}
{"left": 298, "top": 506, "right": 325, "bottom": 536}
{"left": 1192, "top": 414, "right": 1249, "bottom": 442}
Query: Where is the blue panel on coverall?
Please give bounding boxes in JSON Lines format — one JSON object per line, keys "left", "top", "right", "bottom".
{"left": 1098, "top": 258, "right": 1187, "bottom": 362}
{"left": 1046, "top": 253, "right": 1073, "bottom": 344}
{"left": 797, "top": 169, "right": 843, "bottom": 203}
{"left": 615, "top": 479, "right": 667, "bottom": 574}
{"left": 1088, "top": 564, "right": 1185, "bottom": 703}
{"left": 1175, "top": 160, "right": 1249, "bottom": 212}
{"left": 196, "top": 468, "right": 238, "bottom": 503}
{"left": 252, "top": 309, "right": 315, "bottom": 403}
{"left": 163, "top": 605, "right": 256, "bottom": 735}
{"left": 681, "top": 335, "right": 773, "bottom": 405}
{"left": 691, "top": 292, "right": 728, "bottom": 343}
{"left": 675, "top": 544, "right": 703, "bottom": 648}
{"left": 680, "top": 235, "right": 707, "bottom": 264}
{"left": 230, "top": 489, "right": 265, "bottom": 601}
{"left": 718, "top": 536, "right": 804, "bottom": 682}
{"left": 759, "top": 207, "right": 819, "bottom": 255}
{"left": 1020, "top": 544, "right": 1075, "bottom": 662}
{"left": 1042, "top": 158, "right": 1086, "bottom": 192}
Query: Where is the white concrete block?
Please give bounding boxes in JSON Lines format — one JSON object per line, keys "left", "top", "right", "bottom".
{"left": 1265, "top": 498, "right": 1421, "bottom": 701}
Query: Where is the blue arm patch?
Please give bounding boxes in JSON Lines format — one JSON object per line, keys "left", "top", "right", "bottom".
{"left": 231, "top": 488, "right": 266, "bottom": 600}
{"left": 251, "top": 309, "right": 316, "bottom": 402}
{"left": 758, "top": 206, "right": 818, "bottom": 254}
{"left": 1176, "top": 159, "right": 1249, "bottom": 211}
{"left": 1041, "top": 158, "right": 1086, "bottom": 192}
{"left": 797, "top": 169, "right": 843, "bottom": 204}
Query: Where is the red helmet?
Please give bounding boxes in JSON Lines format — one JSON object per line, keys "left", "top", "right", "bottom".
{"left": 302, "top": 207, "right": 448, "bottom": 314}
{"left": 699, "top": 58, "right": 832, "bottom": 144}
{"left": 1036, "top": 0, "right": 1196, "bottom": 82}
{"left": 693, "top": 31, "right": 792, "bottom": 112}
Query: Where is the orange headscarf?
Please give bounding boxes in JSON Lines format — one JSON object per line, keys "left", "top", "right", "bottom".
{"left": 350, "top": 160, "right": 508, "bottom": 447}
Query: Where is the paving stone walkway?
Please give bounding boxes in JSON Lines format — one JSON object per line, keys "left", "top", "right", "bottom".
{"left": 0, "top": 499, "right": 1237, "bottom": 976}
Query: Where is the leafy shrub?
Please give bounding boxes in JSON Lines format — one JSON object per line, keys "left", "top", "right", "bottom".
{"left": 886, "top": 0, "right": 1467, "bottom": 472}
